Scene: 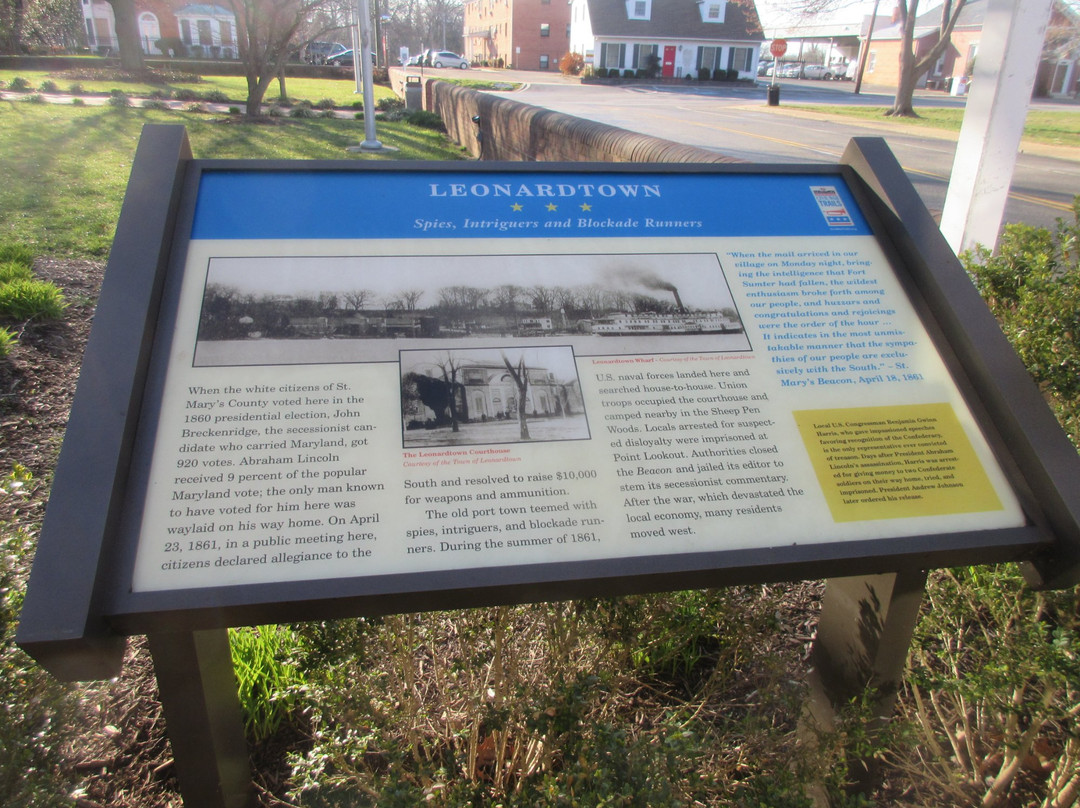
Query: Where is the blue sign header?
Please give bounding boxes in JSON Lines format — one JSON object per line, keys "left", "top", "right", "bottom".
{"left": 190, "top": 169, "right": 871, "bottom": 240}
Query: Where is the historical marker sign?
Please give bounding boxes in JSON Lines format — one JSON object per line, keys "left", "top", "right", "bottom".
{"left": 17, "top": 128, "right": 1080, "bottom": 679}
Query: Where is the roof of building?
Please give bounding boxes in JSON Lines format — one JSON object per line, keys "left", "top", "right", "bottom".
{"left": 872, "top": 0, "right": 987, "bottom": 42}
{"left": 585, "top": 0, "right": 764, "bottom": 42}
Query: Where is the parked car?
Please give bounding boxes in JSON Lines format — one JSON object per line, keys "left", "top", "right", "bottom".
{"left": 430, "top": 51, "right": 468, "bottom": 69}
{"left": 305, "top": 41, "right": 348, "bottom": 64}
{"left": 757, "top": 60, "right": 772, "bottom": 76}
{"left": 801, "top": 64, "right": 834, "bottom": 80}
{"left": 780, "top": 62, "right": 803, "bottom": 78}
{"left": 326, "top": 49, "right": 376, "bottom": 66}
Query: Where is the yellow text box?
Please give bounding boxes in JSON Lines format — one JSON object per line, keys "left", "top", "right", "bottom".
{"left": 793, "top": 403, "right": 1003, "bottom": 523}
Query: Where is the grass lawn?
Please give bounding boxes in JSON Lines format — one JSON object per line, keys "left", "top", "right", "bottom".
{"left": 0, "top": 68, "right": 396, "bottom": 108}
{"left": 787, "top": 104, "right": 1080, "bottom": 148}
{"left": 0, "top": 103, "right": 466, "bottom": 258}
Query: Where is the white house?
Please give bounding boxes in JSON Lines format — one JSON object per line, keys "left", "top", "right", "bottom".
{"left": 570, "top": 0, "right": 765, "bottom": 79}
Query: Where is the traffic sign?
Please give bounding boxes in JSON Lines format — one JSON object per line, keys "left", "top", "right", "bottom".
{"left": 770, "top": 39, "right": 788, "bottom": 58}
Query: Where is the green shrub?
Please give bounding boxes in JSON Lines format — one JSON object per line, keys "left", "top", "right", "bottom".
{"left": 67, "top": 82, "right": 84, "bottom": 95}
{"left": 289, "top": 106, "right": 316, "bottom": 118}
{"left": 38, "top": 80, "right": 58, "bottom": 93}
{"left": 230, "top": 625, "right": 306, "bottom": 743}
{"left": 148, "top": 89, "right": 171, "bottom": 100}
{"left": 405, "top": 110, "right": 445, "bottom": 131}
{"left": 0, "top": 326, "right": 14, "bottom": 357}
{"left": 314, "top": 98, "right": 336, "bottom": 110}
{"left": 698, "top": 67, "right": 711, "bottom": 81}
{"left": 202, "top": 89, "right": 229, "bottom": 103}
{"left": 184, "top": 102, "right": 207, "bottom": 113}
{"left": 7, "top": 76, "right": 30, "bottom": 92}
{"left": 896, "top": 566, "right": 1080, "bottom": 807}
{"left": 0, "top": 244, "right": 34, "bottom": 268}
{"left": 107, "top": 91, "right": 130, "bottom": 108}
{"left": 377, "top": 96, "right": 404, "bottom": 112}
{"left": 173, "top": 88, "right": 199, "bottom": 101}
{"left": 0, "top": 261, "right": 33, "bottom": 284}
{"left": 0, "top": 279, "right": 67, "bottom": 320}
{"left": 142, "top": 99, "right": 169, "bottom": 110}
{"left": 228, "top": 106, "right": 241, "bottom": 115}
{"left": 962, "top": 200, "right": 1080, "bottom": 444}
{"left": 71, "top": 97, "right": 85, "bottom": 106}
{"left": 24, "top": 94, "right": 45, "bottom": 104}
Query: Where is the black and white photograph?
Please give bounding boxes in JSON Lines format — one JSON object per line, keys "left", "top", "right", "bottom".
{"left": 400, "top": 346, "right": 590, "bottom": 447}
{"left": 192, "top": 252, "right": 749, "bottom": 367}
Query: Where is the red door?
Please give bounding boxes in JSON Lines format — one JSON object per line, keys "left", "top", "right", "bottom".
{"left": 662, "top": 45, "right": 676, "bottom": 78}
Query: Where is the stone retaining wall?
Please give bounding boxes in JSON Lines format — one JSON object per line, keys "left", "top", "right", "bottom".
{"left": 413, "top": 75, "right": 743, "bottom": 164}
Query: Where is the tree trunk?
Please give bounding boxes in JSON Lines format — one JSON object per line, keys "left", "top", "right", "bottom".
{"left": 889, "top": 55, "right": 920, "bottom": 116}
{"left": 244, "top": 72, "right": 273, "bottom": 117}
{"left": 106, "top": 0, "right": 144, "bottom": 72}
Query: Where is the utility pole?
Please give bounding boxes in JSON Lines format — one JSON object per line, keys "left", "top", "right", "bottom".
{"left": 853, "top": 0, "right": 881, "bottom": 95}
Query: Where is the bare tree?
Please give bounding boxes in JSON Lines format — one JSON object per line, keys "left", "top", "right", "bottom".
{"left": 528, "top": 285, "right": 557, "bottom": 313}
{"left": 227, "top": 0, "right": 334, "bottom": 117}
{"left": 782, "top": 0, "right": 968, "bottom": 117}
{"left": 887, "top": 0, "right": 968, "bottom": 117}
{"left": 398, "top": 289, "right": 425, "bottom": 310}
{"left": 436, "top": 353, "right": 462, "bottom": 432}
{"left": 342, "top": 289, "right": 374, "bottom": 311}
{"left": 501, "top": 352, "right": 530, "bottom": 440}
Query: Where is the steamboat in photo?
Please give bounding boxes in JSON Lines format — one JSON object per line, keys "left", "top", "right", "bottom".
{"left": 591, "top": 284, "right": 742, "bottom": 336}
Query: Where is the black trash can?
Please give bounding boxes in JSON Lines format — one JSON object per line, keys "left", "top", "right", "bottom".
{"left": 767, "top": 84, "right": 780, "bottom": 106}
{"left": 405, "top": 75, "right": 422, "bottom": 111}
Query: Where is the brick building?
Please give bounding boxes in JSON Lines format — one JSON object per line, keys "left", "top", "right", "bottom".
{"left": 80, "top": 0, "right": 237, "bottom": 58}
{"left": 463, "top": 0, "right": 573, "bottom": 70}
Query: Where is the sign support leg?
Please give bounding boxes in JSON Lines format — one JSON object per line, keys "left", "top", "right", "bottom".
{"left": 148, "top": 630, "right": 254, "bottom": 808}
{"left": 809, "top": 570, "right": 927, "bottom": 792}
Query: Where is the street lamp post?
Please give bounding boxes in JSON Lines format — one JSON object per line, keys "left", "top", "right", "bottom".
{"left": 355, "top": 0, "right": 382, "bottom": 150}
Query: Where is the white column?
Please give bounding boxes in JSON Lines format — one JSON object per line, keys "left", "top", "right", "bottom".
{"left": 939, "top": 0, "right": 1053, "bottom": 255}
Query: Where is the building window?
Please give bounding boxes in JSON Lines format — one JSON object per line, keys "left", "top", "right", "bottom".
{"left": 707, "top": 4, "right": 720, "bottom": 18}
{"left": 600, "top": 42, "right": 625, "bottom": 69}
{"left": 540, "top": 23, "right": 549, "bottom": 37}
{"left": 197, "top": 19, "right": 212, "bottom": 46}
{"left": 540, "top": 54, "right": 549, "bottom": 69}
{"left": 634, "top": 0, "right": 646, "bottom": 15}
{"left": 180, "top": 19, "right": 192, "bottom": 45}
{"left": 868, "top": 51, "right": 876, "bottom": 73}
{"left": 728, "top": 46, "right": 751, "bottom": 73}
{"left": 220, "top": 20, "right": 232, "bottom": 46}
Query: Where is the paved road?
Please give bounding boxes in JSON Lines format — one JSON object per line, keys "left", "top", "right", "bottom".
{"left": 442, "top": 66, "right": 1080, "bottom": 233}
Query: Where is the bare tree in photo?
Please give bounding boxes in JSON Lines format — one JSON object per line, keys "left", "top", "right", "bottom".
{"left": 528, "top": 285, "right": 557, "bottom": 314}
{"left": 398, "top": 289, "right": 425, "bottom": 310}
{"left": 342, "top": 289, "right": 374, "bottom": 311}
{"left": 436, "top": 352, "right": 462, "bottom": 432}
{"left": 501, "top": 352, "right": 531, "bottom": 440}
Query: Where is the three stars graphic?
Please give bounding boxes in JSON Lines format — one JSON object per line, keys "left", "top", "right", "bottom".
{"left": 509, "top": 202, "right": 593, "bottom": 212}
